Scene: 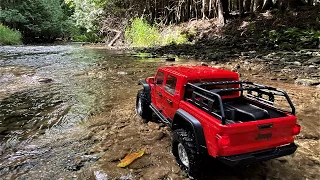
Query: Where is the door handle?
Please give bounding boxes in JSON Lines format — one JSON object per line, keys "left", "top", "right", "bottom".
{"left": 167, "top": 99, "right": 172, "bottom": 104}
{"left": 157, "top": 92, "right": 162, "bottom": 97}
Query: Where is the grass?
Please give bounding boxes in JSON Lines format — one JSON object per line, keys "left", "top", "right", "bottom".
{"left": 125, "top": 18, "right": 188, "bottom": 47}
{"left": 0, "top": 24, "right": 22, "bottom": 45}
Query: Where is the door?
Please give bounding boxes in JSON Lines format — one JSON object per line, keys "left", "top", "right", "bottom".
{"left": 153, "top": 71, "right": 165, "bottom": 111}
{"left": 162, "top": 74, "right": 179, "bottom": 120}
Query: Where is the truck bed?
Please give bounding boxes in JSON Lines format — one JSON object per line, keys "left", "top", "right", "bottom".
{"left": 222, "top": 97, "right": 286, "bottom": 124}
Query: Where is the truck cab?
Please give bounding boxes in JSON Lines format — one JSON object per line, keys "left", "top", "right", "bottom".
{"left": 150, "top": 66, "right": 239, "bottom": 120}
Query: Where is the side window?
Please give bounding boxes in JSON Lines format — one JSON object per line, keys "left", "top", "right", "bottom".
{"left": 155, "top": 72, "right": 164, "bottom": 85}
{"left": 165, "top": 75, "right": 177, "bottom": 95}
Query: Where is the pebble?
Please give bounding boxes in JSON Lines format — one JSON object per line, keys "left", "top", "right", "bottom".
{"left": 38, "top": 78, "right": 53, "bottom": 83}
{"left": 117, "top": 71, "right": 128, "bottom": 75}
{"left": 307, "top": 57, "right": 320, "bottom": 64}
{"left": 293, "top": 61, "right": 301, "bottom": 66}
{"left": 295, "top": 78, "right": 320, "bottom": 86}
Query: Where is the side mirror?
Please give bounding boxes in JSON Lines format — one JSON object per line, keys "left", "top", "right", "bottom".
{"left": 147, "top": 77, "right": 155, "bottom": 84}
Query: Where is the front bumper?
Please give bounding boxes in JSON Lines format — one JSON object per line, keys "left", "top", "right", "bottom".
{"left": 217, "top": 143, "right": 297, "bottom": 167}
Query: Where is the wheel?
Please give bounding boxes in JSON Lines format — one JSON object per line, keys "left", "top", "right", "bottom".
{"left": 172, "top": 129, "right": 204, "bottom": 179}
{"left": 136, "top": 90, "right": 152, "bottom": 122}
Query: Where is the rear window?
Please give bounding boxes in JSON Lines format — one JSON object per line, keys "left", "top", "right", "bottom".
{"left": 155, "top": 72, "right": 164, "bottom": 85}
{"left": 165, "top": 75, "right": 177, "bottom": 95}
{"left": 185, "top": 79, "right": 239, "bottom": 98}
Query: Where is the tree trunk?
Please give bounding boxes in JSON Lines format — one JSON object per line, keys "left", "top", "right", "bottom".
{"left": 222, "top": 0, "right": 229, "bottom": 18}
{"left": 262, "top": 0, "right": 273, "bottom": 10}
{"left": 239, "top": 0, "right": 244, "bottom": 15}
{"left": 202, "top": 0, "right": 207, "bottom": 19}
{"left": 244, "top": 0, "right": 251, "bottom": 12}
{"left": 217, "top": 0, "right": 225, "bottom": 26}
{"left": 253, "top": 0, "right": 263, "bottom": 11}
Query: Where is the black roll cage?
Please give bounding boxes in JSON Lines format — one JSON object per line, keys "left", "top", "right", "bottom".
{"left": 185, "top": 81, "right": 296, "bottom": 125}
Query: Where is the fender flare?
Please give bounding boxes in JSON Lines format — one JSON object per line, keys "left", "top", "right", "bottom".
{"left": 138, "top": 79, "right": 150, "bottom": 93}
{"left": 172, "top": 109, "right": 207, "bottom": 151}
{"left": 138, "top": 79, "right": 151, "bottom": 102}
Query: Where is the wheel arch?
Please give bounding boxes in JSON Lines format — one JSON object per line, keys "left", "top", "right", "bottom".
{"left": 138, "top": 79, "right": 150, "bottom": 93}
{"left": 172, "top": 109, "right": 207, "bottom": 152}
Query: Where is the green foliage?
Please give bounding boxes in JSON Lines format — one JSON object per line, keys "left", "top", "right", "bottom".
{"left": 269, "top": 28, "right": 320, "bottom": 49}
{"left": 73, "top": 31, "right": 100, "bottom": 42}
{"left": 125, "top": 18, "right": 160, "bottom": 47}
{"left": 0, "top": 24, "right": 22, "bottom": 45}
{"left": 66, "top": 0, "right": 104, "bottom": 33}
{"left": 0, "top": 0, "right": 72, "bottom": 42}
{"left": 125, "top": 18, "right": 188, "bottom": 47}
{"left": 161, "top": 28, "right": 188, "bottom": 45}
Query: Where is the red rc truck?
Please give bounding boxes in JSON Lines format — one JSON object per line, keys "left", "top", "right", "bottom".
{"left": 136, "top": 66, "right": 300, "bottom": 178}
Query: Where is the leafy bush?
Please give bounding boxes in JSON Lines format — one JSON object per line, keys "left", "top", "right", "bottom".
{"left": 73, "top": 31, "right": 100, "bottom": 42}
{"left": 125, "top": 18, "right": 189, "bottom": 47}
{"left": 0, "top": 0, "right": 71, "bottom": 42}
{"left": 269, "top": 28, "right": 320, "bottom": 49}
{"left": 0, "top": 24, "right": 22, "bottom": 45}
{"left": 125, "top": 18, "right": 160, "bottom": 47}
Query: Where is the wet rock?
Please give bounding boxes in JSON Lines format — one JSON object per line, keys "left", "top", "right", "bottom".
{"left": 293, "top": 61, "right": 302, "bottom": 66}
{"left": 117, "top": 71, "right": 128, "bottom": 75}
{"left": 279, "top": 78, "right": 288, "bottom": 81}
{"left": 232, "top": 64, "right": 241, "bottom": 71}
{"left": 129, "top": 155, "right": 152, "bottom": 169}
{"left": 307, "top": 57, "right": 320, "bottom": 64}
{"left": 143, "top": 167, "right": 170, "bottom": 179}
{"left": 201, "top": 62, "right": 208, "bottom": 66}
{"left": 147, "top": 122, "right": 160, "bottom": 130}
{"left": 0, "top": 127, "right": 7, "bottom": 134}
{"left": 38, "top": 78, "right": 53, "bottom": 83}
{"left": 165, "top": 57, "right": 175, "bottom": 62}
{"left": 280, "top": 57, "right": 291, "bottom": 63}
{"left": 295, "top": 79, "right": 320, "bottom": 86}
{"left": 309, "top": 65, "right": 317, "bottom": 69}
{"left": 94, "top": 171, "right": 108, "bottom": 180}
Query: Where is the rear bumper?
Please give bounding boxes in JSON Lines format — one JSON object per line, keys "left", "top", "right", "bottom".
{"left": 217, "top": 143, "right": 297, "bottom": 167}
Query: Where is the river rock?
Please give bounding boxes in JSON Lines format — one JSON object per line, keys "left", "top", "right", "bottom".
{"left": 117, "top": 71, "right": 127, "bottom": 75}
{"left": 165, "top": 57, "right": 175, "bottom": 62}
{"left": 293, "top": 61, "right": 302, "bottom": 66}
{"left": 295, "top": 79, "right": 320, "bottom": 86}
{"left": 38, "top": 78, "right": 53, "bottom": 83}
{"left": 94, "top": 171, "right": 108, "bottom": 180}
{"left": 307, "top": 57, "right": 320, "bottom": 64}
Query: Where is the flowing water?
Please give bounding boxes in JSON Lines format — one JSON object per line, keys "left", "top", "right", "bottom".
{"left": 0, "top": 45, "right": 319, "bottom": 179}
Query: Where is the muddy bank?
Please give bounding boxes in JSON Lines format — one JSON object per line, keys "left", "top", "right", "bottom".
{"left": 0, "top": 45, "right": 319, "bottom": 179}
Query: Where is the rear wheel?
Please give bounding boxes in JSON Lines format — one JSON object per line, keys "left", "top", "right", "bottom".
{"left": 172, "top": 129, "right": 204, "bottom": 179}
{"left": 136, "top": 90, "right": 152, "bottom": 122}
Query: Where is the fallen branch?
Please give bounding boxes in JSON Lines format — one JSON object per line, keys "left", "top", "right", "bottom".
{"left": 108, "top": 29, "right": 122, "bottom": 47}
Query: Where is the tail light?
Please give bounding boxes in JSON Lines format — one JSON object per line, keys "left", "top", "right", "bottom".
{"left": 218, "top": 135, "right": 230, "bottom": 148}
{"left": 292, "top": 124, "right": 301, "bottom": 136}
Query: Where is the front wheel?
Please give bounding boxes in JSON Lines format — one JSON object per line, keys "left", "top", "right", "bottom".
{"left": 172, "top": 129, "right": 204, "bottom": 179}
{"left": 136, "top": 90, "right": 152, "bottom": 122}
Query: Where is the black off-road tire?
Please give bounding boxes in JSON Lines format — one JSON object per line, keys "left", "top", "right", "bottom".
{"left": 172, "top": 129, "right": 204, "bottom": 179}
{"left": 136, "top": 90, "right": 152, "bottom": 122}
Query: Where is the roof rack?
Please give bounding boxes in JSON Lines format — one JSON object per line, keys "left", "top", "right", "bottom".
{"left": 185, "top": 81, "right": 295, "bottom": 125}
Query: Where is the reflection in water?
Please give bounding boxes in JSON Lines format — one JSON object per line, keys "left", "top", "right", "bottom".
{"left": 0, "top": 45, "right": 169, "bottom": 178}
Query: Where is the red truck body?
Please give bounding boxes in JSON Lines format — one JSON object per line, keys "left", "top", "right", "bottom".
{"left": 137, "top": 65, "right": 300, "bottom": 177}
